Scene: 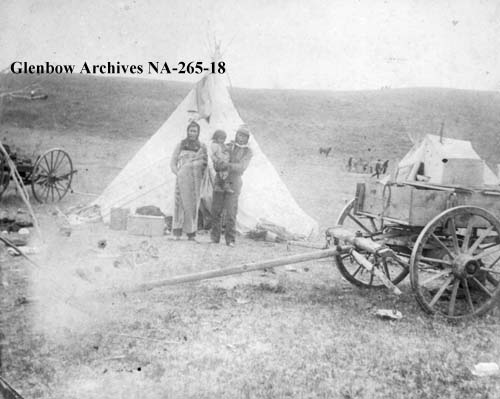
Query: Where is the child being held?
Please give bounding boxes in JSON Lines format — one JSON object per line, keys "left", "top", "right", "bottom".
{"left": 210, "top": 130, "right": 234, "bottom": 193}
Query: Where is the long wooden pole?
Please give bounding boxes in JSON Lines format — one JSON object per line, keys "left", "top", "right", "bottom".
{"left": 287, "top": 240, "right": 327, "bottom": 250}
{"left": 0, "top": 375, "right": 25, "bottom": 399}
{"left": 124, "top": 247, "right": 344, "bottom": 294}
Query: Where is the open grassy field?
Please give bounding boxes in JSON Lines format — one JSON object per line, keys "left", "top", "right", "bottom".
{"left": 1, "top": 74, "right": 500, "bottom": 398}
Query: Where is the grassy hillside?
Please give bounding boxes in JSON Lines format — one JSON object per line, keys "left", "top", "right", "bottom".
{"left": 2, "top": 73, "right": 500, "bottom": 167}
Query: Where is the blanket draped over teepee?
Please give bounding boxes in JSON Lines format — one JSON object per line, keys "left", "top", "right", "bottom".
{"left": 90, "top": 70, "right": 318, "bottom": 239}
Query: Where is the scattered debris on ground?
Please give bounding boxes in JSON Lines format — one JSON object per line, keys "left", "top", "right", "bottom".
{"left": 0, "top": 208, "right": 33, "bottom": 232}
{"left": 471, "top": 363, "right": 500, "bottom": 377}
{"left": 374, "top": 309, "right": 403, "bottom": 320}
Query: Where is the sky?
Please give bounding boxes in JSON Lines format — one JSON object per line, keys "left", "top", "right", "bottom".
{"left": 1, "top": 0, "right": 499, "bottom": 91}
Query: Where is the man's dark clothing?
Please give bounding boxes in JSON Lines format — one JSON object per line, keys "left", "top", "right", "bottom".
{"left": 210, "top": 142, "right": 252, "bottom": 244}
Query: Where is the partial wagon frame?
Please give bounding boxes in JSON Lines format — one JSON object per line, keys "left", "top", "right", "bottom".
{"left": 0, "top": 145, "right": 75, "bottom": 203}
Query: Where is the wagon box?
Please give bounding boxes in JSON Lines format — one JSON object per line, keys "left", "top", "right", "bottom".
{"left": 356, "top": 180, "right": 500, "bottom": 228}
{"left": 356, "top": 181, "right": 451, "bottom": 226}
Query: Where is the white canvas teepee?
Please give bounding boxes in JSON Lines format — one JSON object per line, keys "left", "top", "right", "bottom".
{"left": 91, "top": 70, "right": 318, "bottom": 239}
{"left": 395, "top": 134, "right": 499, "bottom": 186}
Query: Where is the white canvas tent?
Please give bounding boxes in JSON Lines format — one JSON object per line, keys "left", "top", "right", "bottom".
{"left": 91, "top": 71, "right": 318, "bottom": 239}
{"left": 395, "top": 134, "right": 499, "bottom": 186}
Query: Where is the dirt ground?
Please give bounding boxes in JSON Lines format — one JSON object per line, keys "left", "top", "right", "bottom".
{"left": 2, "top": 86, "right": 500, "bottom": 398}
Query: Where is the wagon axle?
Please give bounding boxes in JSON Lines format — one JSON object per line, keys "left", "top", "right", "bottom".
{"left": 452, "top": 255, "right": 481, "bottom": 278}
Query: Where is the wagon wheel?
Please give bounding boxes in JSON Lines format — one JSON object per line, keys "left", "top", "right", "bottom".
{"left": 0, "top": 154, "right": 10, "bottom": 198}
{"left": 31, "top": 148, "right": 74, "bottom": 203}
{"left": 333, "top": 198, "right": 408, "bottom": 288}
{"left": 410, "top": 206, "right": 500, "bottom": 319}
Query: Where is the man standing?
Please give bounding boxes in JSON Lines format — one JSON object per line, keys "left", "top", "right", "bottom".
{"left": 210, "top": 126, "right": 253, "bottom": 246}
{"left": 372, "top": 159, "right": 382, "bottom": 179}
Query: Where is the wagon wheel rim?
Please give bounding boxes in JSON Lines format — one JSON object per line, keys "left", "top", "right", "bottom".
{"left": 31, "top": 148, "right": 73, "bottom": 203}
{"left": 0, "top": 154, "right": 10, "bottom": 197}
{"left": 410, "top": 206, "right": 500, "bottom": 319}
{"left": 333, "top": 198, "right": 408, "bottom": 288}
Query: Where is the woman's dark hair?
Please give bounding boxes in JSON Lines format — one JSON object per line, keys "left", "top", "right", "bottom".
{"left": 187, "top": 120, "right": 200, "bottom": 134}
{"left": 181, "top": 120, "right": 201, "bottom": 151}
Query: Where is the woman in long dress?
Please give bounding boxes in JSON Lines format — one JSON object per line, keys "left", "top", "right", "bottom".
{"left": 170, "top": 121, "right": 207, "bottom": 240}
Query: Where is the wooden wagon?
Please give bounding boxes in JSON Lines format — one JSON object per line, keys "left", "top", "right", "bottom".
{"left": 328, "top": 175, "right": 500, "bottom": 320}
{"left": 0, "top": 144, "right": 76, "bottom": 203}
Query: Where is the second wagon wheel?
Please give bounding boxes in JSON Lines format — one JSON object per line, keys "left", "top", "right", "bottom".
{"left": 31, "top": 148, "right": 74, "bottom": 203}
{"left": 333, "top": 198, "right": 408, "bottom": 288}
{"left": 410, "top": 206, "right": 500, "bottom": 319}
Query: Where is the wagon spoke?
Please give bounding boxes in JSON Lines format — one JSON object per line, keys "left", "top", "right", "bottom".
{"left": 462, "top": 278, "right": 475, "bottom": 312}
{"left": 480, "top": 267, "right": 500, "bottom": 275}
{"left": 38, "top": 164, "right": 50, "bottom": 175}
{"left": 55, "top": 180, "right": 68, "bottom": 194}
{"left": 53, "top": 183, "right": 63, "bottom": 199}
{"left": 448, "top": 217, "right": 460, "bottom": 254}
{"left": 43, "top": 156, "right": 51, "bottom": 173}
{"left": 44, "top": 183, "right": 51, "bottom": 198}
{"left": 56, "top": 152, "right": 69, "bottom": 171}
{"left": 41, "top": 184, "right": 50, "bottom": 200}
{"left": 430, "top": 234, "right": 454, "bottom": 258}
{"left": 56, "top": 172, "right": 72, "bottom": 181}
{"left": 52, "top": 150, "right": 62, "bottom": 170}
{"left": 428, "top": 275, "right": 454, "bottom": 309}
{"left": 420, "top": 256, "right": 452, "bottom": 266}
{"left": 351, "top": 265, "right": 363, "bottom": 278}
{"left": 448, "top": 279, "right": 460, "bottom": 316}
{"left": 471, "top": 277, "right": 493, "bottom": 298}
{"left": 461, "top": 220, "right": 474, "bottom": 252}
{"left": 346, "top": 213, "right": 372, "bottom": 234}
{"left": 469, "top": 226, "right": 494, "bottom": 255}
{"left": 36, "top": 176, "right": 49, "bottom": 185}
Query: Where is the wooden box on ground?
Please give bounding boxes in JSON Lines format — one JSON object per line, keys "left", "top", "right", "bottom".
{"left": 127, "top": 215, "right": 165, "bottom": 236}
{"left": 110, "top": 208, "right": 130, "bottom": 230}
{"left": 356, "top": 181, "right": 450, "bottom": 226}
